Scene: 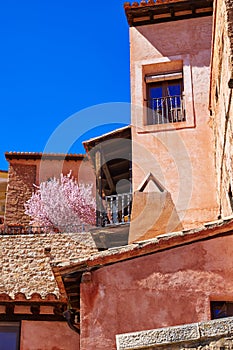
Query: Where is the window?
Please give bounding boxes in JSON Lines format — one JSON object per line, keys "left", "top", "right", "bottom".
{"left": 228, "top": 184, "right": 233, "bottom": 212}
{"left": 0, "top": 323, "right": 20, "bottom": 350}
{"left": 145, "top": 72, "right": 185, "bottom": 125}
{"left": 211, "top": 301, "right": 233, "bottom": 320}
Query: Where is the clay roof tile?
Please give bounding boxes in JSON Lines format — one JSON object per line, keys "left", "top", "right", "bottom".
{"left": 14, "top": 292, "right": 27, "bottom": 301}
{"left": 124, "top": 2, "right": 131, "bottom": 9}
{"left": 5, "top": 151, "right": 85, "bottom": 161}
{"left": 140, "top": 0, "right": 147, "bottom": 6}
{"left": 0, "top": 293, "right": 12, "bottom": 301}
{"left": 55, "top": 218, "right": 233, "bottom": 275}
{"left": 0, "top": 231, "right": 98, "bottom": 300}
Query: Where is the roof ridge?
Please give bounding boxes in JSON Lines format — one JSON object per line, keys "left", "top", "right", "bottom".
{"left": 124, "top": 0, "right": 187, "bottom": 9}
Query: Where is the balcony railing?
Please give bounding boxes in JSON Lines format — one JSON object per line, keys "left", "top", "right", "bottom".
{"left": 0, "top": 224, "right": 92, "bottom": 234}
{"left": 148, "top": 94, "right": 185, "bottom": 125}
{"left": 103, "top": 193, "right": 132, "bottom": 226}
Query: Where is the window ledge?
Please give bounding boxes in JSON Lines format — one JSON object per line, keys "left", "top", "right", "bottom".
{"left": 137, "top": 120, "right": 195, "bottom": 134}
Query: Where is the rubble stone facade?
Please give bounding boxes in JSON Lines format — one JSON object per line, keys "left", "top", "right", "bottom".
{"left": 4, "top": 163, "right": 36, "bottom": 225}
{"left": 0, "top": 231, "right": 98, "bottom": 299}
{"left": 210, "top": 0, "right": 233, "bottom": 217}
{"left": 116, "top": 317, "right": 233, "bottom": 350}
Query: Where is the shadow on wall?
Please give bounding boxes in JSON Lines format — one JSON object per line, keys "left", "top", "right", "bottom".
{"left": 134, "top": 17, "right": 213, "bottom": 68}
{"left": 129, "top": 172, "right": 183, "bottom": 243}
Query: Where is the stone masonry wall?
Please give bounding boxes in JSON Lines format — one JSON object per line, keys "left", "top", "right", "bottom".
{"left": 211, "top": 0, "right": 233, "bottom": 217}
{"left": 116, "top": 317, "right": 233, "bottom": 350}
{"left": 0, "top": 232, "right": 98, "bottom": 299}
{"left": 4, "top": 163, "right": 36, "bottom": 225}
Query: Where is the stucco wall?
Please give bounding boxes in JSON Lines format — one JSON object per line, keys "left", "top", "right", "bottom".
{"left": 130, "top": 16, "right": 219, "bottom": 230}
{"left": 80, "top": 234, "right": 233, "bottom": 350}
{"left": 210, "top": 0, "right": 233, "bottom": 218}
{"left": 20, "top": 321, "right": 79, "bottom": 350}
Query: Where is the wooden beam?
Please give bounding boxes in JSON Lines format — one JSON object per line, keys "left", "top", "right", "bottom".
{"left": 102, "top": 154, "right": 115, "bottom": 193}
{"left": 95, "top": 150, "right": 102, "bottom": 227}
{"left": 112, "top": 172, "right": 130, "bottom": 182}
{"left": 107, "top": 160, "right": 130, "bottom": 171}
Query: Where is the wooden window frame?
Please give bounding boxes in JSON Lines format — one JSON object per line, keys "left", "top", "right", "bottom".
{"left": 146, "top": 76, "right": 185, "bottom": 125}
{"left": 0, "top": 322, "right": 20, "bottom": 350}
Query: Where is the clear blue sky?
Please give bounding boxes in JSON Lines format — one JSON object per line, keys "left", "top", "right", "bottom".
{"left": 0, "top": 1, "right": 130, "bottom": 170}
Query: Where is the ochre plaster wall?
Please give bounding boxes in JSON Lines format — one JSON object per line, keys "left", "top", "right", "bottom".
{"left": 0, "top": 170, "right": 8, "bottom": 222}
{"left": 4, "top": 163, "right": 36, "bottom": 225}
{"left": 130, "top": 16, "right": 219, "bottom": 230}
{"left": 210, "top": 0, "right": 233, "bottom": 218}
{"left": 4, "top": 157, "right": 95, "bottom": 225}
{"left": 80, "top": 234, "right": 233, "bottom": 350}
{"left": 20, "top": 321, "right": 79, "bottom": 350}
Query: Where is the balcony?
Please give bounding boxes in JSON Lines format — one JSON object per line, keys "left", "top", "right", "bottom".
{"left": 103, "top": 192, "right": 132, "bottom": 226}
{"left": 147, "top": 94, "right": 185, "bottom": 125}
{"left": 0, "top": 224, "right": 92, "bottom": 234}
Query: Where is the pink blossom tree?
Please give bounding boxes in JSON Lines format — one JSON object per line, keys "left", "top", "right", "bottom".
{"left": 24, "top": 172, "right": 96, "bottom": 232}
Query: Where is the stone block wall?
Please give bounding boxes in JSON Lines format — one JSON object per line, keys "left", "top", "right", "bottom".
{"left": 4, "top": 163, "right": 36, "bottom": 225}
{"left": 0, "top": 231, "right": 98, "bottom": 299}
{"left": 210, "top": 0, "right": 233, "bottom": 217}
{"left": 116, "top": 317, "right": 233, "bottom": 350}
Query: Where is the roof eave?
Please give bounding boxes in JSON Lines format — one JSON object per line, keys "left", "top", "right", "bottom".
{"left": 55, "top": 218, "right": 233, "bottom": 276}
{"left": 5, "top": 152, "right": 85, "bottom": 162}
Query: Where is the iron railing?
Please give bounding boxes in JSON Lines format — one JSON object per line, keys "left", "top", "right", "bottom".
{"left": 148, "top": 94, "right": 185, "bottom": 125}
{"left": 0, "top": 224, "right": 92, "bottom": 234}
{"left": 104, "top": 193, "right": 132, "bottom": 226}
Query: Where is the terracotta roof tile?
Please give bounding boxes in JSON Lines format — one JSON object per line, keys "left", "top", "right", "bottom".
{"left": 124, "top": 0, "right": 187, "bottom": 9}
{"left": 55, "top": 217, "right": 233, "bottom": 275}
{"left": 5, "top": 152, "right": 85, "bottom": 161}
{"left": 0, "top": 292, "right": 61, "bottom": 303}
{"left": 83, "top": 125, "right": 131, "bottom": 151}
{"left": 124, "top": 0, "right": 213, "bottom": 26}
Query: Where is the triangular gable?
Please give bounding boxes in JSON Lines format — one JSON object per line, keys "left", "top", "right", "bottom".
{"left": 137, "top": 172, "right": 166, "bottom": 193}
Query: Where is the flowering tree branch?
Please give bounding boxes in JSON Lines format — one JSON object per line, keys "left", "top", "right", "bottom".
{"left": 24, "top": 172, "right": 96, "bottom": 232}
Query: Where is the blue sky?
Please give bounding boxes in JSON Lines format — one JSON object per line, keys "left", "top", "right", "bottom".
{"left": 0, "top": 1, "right": 130, "bottom": 170}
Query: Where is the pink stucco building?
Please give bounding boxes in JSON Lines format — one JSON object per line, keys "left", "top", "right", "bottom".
{"left": 56, "top": 0, "right": 233, "bottom": 349}
{"left": 126, "top": 0, "right": 219, "bottom": 242}
{"left": 1, "top": 0, "right": 233, "bottom": 349}
{"left": 57, "top": 219, "right": 233, "bottom": 350}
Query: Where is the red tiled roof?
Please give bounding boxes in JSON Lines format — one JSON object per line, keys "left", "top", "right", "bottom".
{"left": 124, "top": 0, "right": 213, "bottom": 27}
{"left": 0, "top": 292, "right": 63, "bottom": 303}
{"left": 124, "top": 0, "right": 186, "bottom": 9}
{"left": 5, "top": 152, "right": 85, "bottom": 161}
{"left": 55, "top": 217, "right": 233, "bottom": 275}
{"left": 83, "top": 125, "right": 131, "bottom": 152}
